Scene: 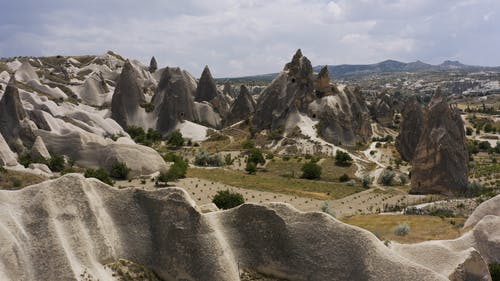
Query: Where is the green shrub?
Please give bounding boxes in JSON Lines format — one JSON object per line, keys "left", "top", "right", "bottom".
{"left": 380, "top": 170, "right": 395, "bottom": 186}
{"left": 224, "top": 154, "right": 234, "bottom": 165}
{"left": 245, "top": 161, "right": 257, "bottom": 175}
{"left": 335, "top": 150, "right": 353, "bottom": 166}
{"left": 362, "top": 175, "right": 372, "bottom": 188}
{"left": 339, "top": 173, "right": 350, "bottom": 182}
{"left": 242, "top": 140, "right": 255, "bottom": 149}
{"left": 156, "top": 157, "right": 188, "bottom": 184}
{"left": 394, "top": 223, "right": 410, "bottom": 236}
{"left": 212, "top": 190, "right": 245, "bottom": 209}
{"left": 490, "top": 263, "right": 500, "bottom": 281}
{"left": 12, "top": 178, "right": 22, "bottom": 188}
{"left": 466, "top": 127, "right": 473, "bottom": 136}
{"left": 167, "top": 130, "right": 184, "bottom": 147}
{"left": 194, "top": 151, "right": 224, "bottom": 167}
{"left": 84, "top": 168, "right": 113, "bottom": 186}
{"left": 48, "top": 155, "right": 65, "bottom": 172}
{"left": 301, "top": 161, "right": 322, "bottom": 180}
{"left": 321, "top": 202, "right": 335, "bottom": 217}
{"left": 110, "top": 162, "right": 130, "bottom": 180}
{"left": 247, "top": 149, "right": 265, "bottom": 166}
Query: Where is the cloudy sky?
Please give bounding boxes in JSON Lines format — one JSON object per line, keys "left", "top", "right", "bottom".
{"left": 1, "top": 0, "right": 499, "bottom": 77}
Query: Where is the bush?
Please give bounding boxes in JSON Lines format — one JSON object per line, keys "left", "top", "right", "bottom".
{"left": 48, "top": 155, "right": 65, "bottom": 172}
{"left": 110, "top": 162, "right": 130, "bottom": 180}
{"left": 321, "top": 202, "right": 335, "bottom": 217}
{"left": 464, "top": 181, "right": 484, "bottom": 198}
{"left": 245, "top": 161, "right": 257, "bottom": 175}
{"left": 247, "top": 149, "right": 265, "bottom": 166}
{"left": 490, "top": 263, "right": 500, "bottom": 281}
{"left": 394, "top": 223, "right": 410, "bottom": 236}
{"left": 339, "top": 173, "right": 350, "bottom": 182}
{"left": 466, "top": 127, "right": 473, "bottom": 136}
{"left": 301, "top": 161, "right": 322, "bottom": 180}
{"left": 167, "top": 130, "right": 184, "bottom": 147}
{"left": 84, "top": 168, "right": 113, "bottom": 186}
{"left": 224, "top": 154, "right": 234, "bottom": 165}
{"left": 399, "top": 174, "right": 409, "bottom": 185}
{"left": 242, "top": 140, "right": 255, "bottom": 149}
{"left": 194, "top": 151, "right": 224, "bottom": 167}
{"left": 335, "top": 150, "right": 353, "bottom": 166}
{"left": 212, "top": 190, "right": 245, "bottom": 209}
{"left": 157, "top": 158, "right": 188, "bottom": 184}
{"left": 478, "top": 141, "right": 491, "bottom": 151}
{"left": 362, "top": 175, "right": 372, "bottom": 188}
{"left": 380, "top": 170, "right": 395, "bottom": 186}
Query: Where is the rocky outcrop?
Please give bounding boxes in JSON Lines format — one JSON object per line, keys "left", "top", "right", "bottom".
{"left": 30, "top": 136, "right": 51, "bottom": 160}
{"left": 0, "top": 174, "right": 448, "bottom": 281}
{"left": 226, "top": 85, "right": 256, "bottom": 126}
{"left": 396, "top": 96, "right": 424, "bottom": 161}
{"left": 195, "top": 66, "right": 218, "bottom": 102}
{"left": 149, "top": 56, "right": 158, "bottom": 73}
{"left": 253, "top": 50, "right": 371, "bottom": 146}
{"left": 222, "top": 81, "right": 235, "bottom": 98}
{"left": 253, "top": 49, "right": 315, "bottom": 131}
{"left": 110, "top": 60, "right": 146, "bottom": 129}
{"left": 465, "top": 194, "right": 500, "bottom": 228}
{"left": 0, "top": 133, "right": 18, "bottom": 167}
{"left": 370, "top": 93, "right": 396, "bottom": 127}
{"left": 0, "top": 76, "right": 34, "bottom": 152}
{"left": 154, "top": 67, "right": 197, "bottom": 133}
{"left": 410, "top": 89, "right": 468, "bottom": 195}
{"left": 78, "top": 72, "right": 109, "bottom": 106}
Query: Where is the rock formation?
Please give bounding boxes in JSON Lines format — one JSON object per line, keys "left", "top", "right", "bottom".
{"left": 465, "top": 193, "right": 500, "bottom": 228}
{"left": 110, "top": 60, "right": 146, "bottom": 128}
{"left": 396, "top": 96, "right": 424, "bottom": 161}
{"left": 0, "top": 133, "right": 18, "bottom": 166}
{"left": 194, "top": 66, "right": 231, "bottom": 118}
{"left": 154, "top": 67, "right": 197, "bottom": 133}
{"left": 78, "top": 72, "right": 109, "bottom": 106}
{"left": 410, "top": 89, "right": 468, "bottom": 195}
{"left": 0, "top": 76, "right": 34, "bottom": 151}
{"left": 30, "top": 135, "right": 51, "bottom": 160}
{"left": 370, "top": 93, "right": 396, "bottom": 127}
{"left": 222, "top": 81, "right": 235, "bottom": 98}
{"left": 253, "top": 50, "right": 371, "bottom": 145}
{"left": 195, "top": 65, "right": 218, "bottom": 102}
{"left": 0, "top": 174, "right": 448, "bottom": 281}
{"left": 226, "top": 85, "right": 256, "bottom": 126}
{"left": 149, "top": 56, "right": 158, "bottom": 73}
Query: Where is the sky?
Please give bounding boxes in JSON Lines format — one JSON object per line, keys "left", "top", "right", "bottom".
{"left": 0, "top": 0, "right": 499, "bottom": 77}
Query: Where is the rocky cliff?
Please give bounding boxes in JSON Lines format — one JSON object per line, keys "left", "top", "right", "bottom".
{"left": 225, "top": 85, "right": 256, "bottom": 126}
{"left": 0, "top": 174, "right": 449, "bottom": 281}
{"left": 396, "top": 96, "right": 424, "bottom": 162}
{"left": 410, "top": 89, "right": 469, "bottom": 195}
{"left": 253, "top": 50, "right": 371, "bottom": 146}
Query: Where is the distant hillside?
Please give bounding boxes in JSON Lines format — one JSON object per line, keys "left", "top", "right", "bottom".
{"left": 219, "top": 59, "right": 500, "bottom": 82}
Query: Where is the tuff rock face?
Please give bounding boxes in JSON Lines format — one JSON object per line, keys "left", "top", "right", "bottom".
{"left": 0, "top": 132, "right": 18, "bottom": 166}
{"left": 396, "top": 96, "right": 424, "bottom": 161}
{"left": 410, "top": 89, "right": 469, "bottom": 195}
{"left": 0, "top": 76, "right": 34, "bottom": 151}
{"left": 0, "top": 174, "right": 448, "bottom": 281}
{"left": 370, "top": 93, "right": 396, "bottom": 127}
{"left": 78, "top": 72, "right": 109, "bottom": 106}
{"left": 195, "top": 65, "right": 219, "bottom": 102}
{"left": 154, "top": 67, "right": 197, "bottom": 133}
{"left": 110, "top": 60, "right": 146, "bottom": 128}
{"left": 149, "top": 56, "right": 158, "bottom": 73}
{"left": 225, "top": 85, "right": 256, "bottom": 126}
{"left": 30, "top": 135, "right": 51, "bottom": 160}
{"left": 253, "top": 50, "right": 371, "bottom": 145}
{"left": 222, "top": 81, "right": 235, "bottom": 98}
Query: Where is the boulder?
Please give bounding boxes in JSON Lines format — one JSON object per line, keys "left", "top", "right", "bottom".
{"left": 410, "top": 89, "right": 468, "bottom": 195}
{"left": 396, "top": 96, "right": 424, "bottom": 161}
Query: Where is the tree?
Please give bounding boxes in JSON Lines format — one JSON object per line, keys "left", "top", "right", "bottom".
{"left": 167, "top": 130, "right": 184, "bottom": 147}
{"left": 242, "top": 140, "right": 255, "bottom": 149}
{"left": 245, "top": 161, "right": 257, "bottom": 175}
{"left": 335, "top": 150, "right": 353, "bottom": 166}
{"left": 48, "top": 155, "right": 65, "bottom": 172}
{"left": 156, "top": 157, "right": 188, "bottom": 184}
{"left": 466, "top": 127, "right": 473, "bottom": 136}
{"left": 110, "top": 161, "right": 130, "bottom": 180}
{"left": 84, "top": 168, "right": 113, "bottom": 186}
{"left": 301, "top": 161, "right": 322, "bottom": 180}
{"left": 248, "top": 149, "right": 265, "bottom": 166}
{"left": 212, "top": 190, "right": 245, "bottom": 209}
{"left": 339, "top": 173, "right": 350, "bottom": 182}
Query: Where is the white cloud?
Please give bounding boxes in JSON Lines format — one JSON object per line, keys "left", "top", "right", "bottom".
{"left": 0, "top": 0, "right": 499, "bottom": 76}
